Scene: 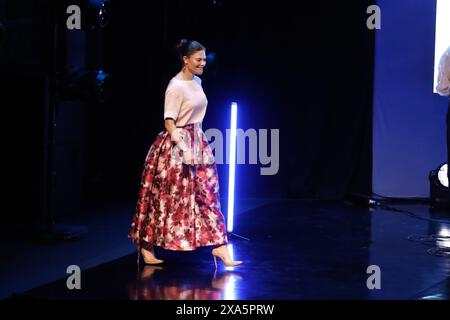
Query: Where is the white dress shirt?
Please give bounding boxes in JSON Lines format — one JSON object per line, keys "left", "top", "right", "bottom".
{"left": 436, "top": 46, "right": 450, "bottom": 97}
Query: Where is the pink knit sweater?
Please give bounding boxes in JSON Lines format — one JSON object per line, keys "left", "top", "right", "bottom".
{"left": 163, "top": 73, "right": 208, "bottom": 127}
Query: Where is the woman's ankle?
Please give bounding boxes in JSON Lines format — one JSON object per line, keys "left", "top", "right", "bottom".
{"left": 140, "top": 240, "right": 154, "bottom": 251}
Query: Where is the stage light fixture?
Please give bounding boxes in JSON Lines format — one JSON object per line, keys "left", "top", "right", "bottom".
{"left": 429, "top": 162, "right": 449, "bottom": 209}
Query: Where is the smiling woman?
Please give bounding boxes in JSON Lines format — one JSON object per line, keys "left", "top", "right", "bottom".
{"left": 176, "top": 39, "right": 207, "bottom": 79}
{"left": 128, "top": 39, "right": 243, "bottom": 269}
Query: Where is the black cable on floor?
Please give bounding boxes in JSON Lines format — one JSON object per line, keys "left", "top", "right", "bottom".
{"left": 375, "top": 203, "right": 450, "bottom": 225}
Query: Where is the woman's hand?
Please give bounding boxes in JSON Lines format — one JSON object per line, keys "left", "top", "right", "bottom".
{"left": 165, "top": 119, "right": 194, "bottom": 165}
{"left": 182, "top": 148, "right": 193, "bottom": 165}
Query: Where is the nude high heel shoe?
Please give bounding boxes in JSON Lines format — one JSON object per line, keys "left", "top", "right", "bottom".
{"left": 138, "top": 245, "right": 164, "bottom": 265}
{"left": 212, "top": 245, "right": 243, "bottom": 268}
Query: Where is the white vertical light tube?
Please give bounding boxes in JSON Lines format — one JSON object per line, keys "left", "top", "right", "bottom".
{"left": 227, "top": 102, "right": 237, "bottom": 232}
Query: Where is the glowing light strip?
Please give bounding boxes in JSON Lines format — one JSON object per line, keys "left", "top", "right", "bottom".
{"left": 227, "top": 102, "right": 237, "bottom": 232}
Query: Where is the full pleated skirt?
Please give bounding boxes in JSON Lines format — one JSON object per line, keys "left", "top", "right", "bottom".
{"left": 128, "top": 123, "right": 228, "bottom": 251}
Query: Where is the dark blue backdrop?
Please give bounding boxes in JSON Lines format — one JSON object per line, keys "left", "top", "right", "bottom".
{"left": 373, "top": 0, "right": 448, "bottom": 198}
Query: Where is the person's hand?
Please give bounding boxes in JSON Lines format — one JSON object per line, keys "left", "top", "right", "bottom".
{"left": 174, "top": 139, "right": 194, "bottom": 165}
{"left": 182, "top": 149, "right": 194, "bottom": 165}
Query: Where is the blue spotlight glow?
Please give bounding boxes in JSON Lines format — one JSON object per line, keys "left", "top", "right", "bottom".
{"left": 227, "top": 102, "right": 237, "bottom": 233}
{"left": 89, "top": 0, "right": 104, "bottom": 6}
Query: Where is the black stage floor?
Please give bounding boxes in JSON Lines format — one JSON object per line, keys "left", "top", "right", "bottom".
{"left": 2, "top": 199, "right": 450, "bottom": 300}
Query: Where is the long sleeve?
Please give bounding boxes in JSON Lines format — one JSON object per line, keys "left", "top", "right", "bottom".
{"left": 436, "top": 47, "right": 450, "bottom": 97}
{"left": 164, "top": 87, "right": 183, "bottom": 120}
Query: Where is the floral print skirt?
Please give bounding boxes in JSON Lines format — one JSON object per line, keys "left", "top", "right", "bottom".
{"left": 128, "top": 123, "right": 228, "bottom": 251}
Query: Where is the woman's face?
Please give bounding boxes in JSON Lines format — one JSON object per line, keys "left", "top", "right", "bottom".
{"left": 183, "top": 50, "right": 206, "bottom": 75}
